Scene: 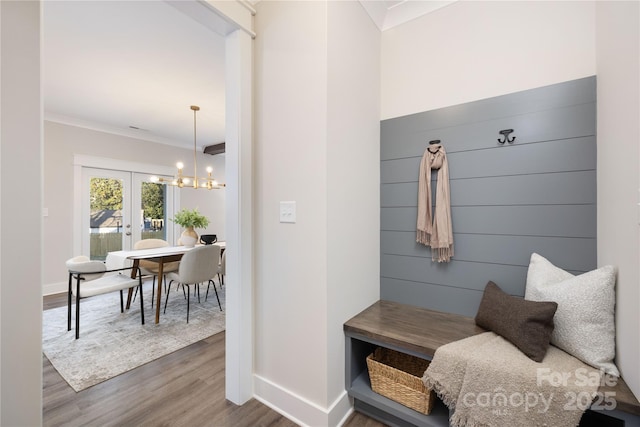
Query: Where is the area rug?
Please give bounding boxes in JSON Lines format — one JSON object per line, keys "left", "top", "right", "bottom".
{"left": 42, "top": 280, "right": 225, "bottom": 392}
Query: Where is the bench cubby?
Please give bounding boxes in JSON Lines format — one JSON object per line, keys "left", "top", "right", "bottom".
{"left": 344, "top": 300, "right": 640, "bottom": 427}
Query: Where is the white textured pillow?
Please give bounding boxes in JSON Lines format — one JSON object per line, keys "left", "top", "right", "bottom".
{"left": 525, "top": 253, "right": 619, "bottom": 376}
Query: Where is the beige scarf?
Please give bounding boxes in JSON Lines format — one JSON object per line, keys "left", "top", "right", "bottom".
{"left": 416, "top": 143, "right": 454, "bottom": 262}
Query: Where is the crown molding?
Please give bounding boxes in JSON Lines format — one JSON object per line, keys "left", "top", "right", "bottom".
{"left": 359, "top": 0, "right": 457, "bottom": 31}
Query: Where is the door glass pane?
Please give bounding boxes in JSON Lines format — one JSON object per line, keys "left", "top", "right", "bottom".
{"left": 89, "top": 177, "right": 124, "bottom": 260}
{"left": 140, "top": 181, "right": 167, "bottom": 241}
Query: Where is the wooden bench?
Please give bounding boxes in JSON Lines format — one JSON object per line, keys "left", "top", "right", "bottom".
{"left": 344, "top": 300, "right": 640, "bottom": 427}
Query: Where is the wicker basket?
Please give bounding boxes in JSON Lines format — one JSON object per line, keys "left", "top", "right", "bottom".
{"left": 366, "top": 347, "right": 435, "bottom": 415}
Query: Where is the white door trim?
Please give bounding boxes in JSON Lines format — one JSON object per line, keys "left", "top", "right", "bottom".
{"left": 175, "top": 0, "right": 256, "bottom": 405}
{"left": 224, "top": 28, "right": 254, "bottom": 405}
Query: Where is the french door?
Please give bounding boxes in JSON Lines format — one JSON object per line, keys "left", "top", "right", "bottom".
{"left": 81, "top": 167, "right": 176, "bottom": 260}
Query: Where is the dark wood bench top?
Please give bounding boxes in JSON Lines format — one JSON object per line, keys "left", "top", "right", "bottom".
{"left": 344, "top": 300, "right": 485, "bottom": 357}
{"left": 344, "top": 300, "right": 640, "bottom": 416}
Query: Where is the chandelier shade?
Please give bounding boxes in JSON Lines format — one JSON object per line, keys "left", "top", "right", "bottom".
{"left": 150, "top": 105, "right": 225, "bottom": 190}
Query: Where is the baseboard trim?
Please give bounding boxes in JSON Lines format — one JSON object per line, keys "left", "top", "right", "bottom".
{"left": 43, "top": 281, "right": 67, "bottom": 296}
{"left": 253, "top": 374, "right": 352, "bottom": 427}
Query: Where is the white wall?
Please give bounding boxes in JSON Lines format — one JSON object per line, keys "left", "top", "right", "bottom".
{"left": 0, "top": 1, "right": 43, "bottom": 424}
{"left": 254, "top": 1, "right": 380, "bottom": 425}
{"left": 44, "top": 121, "right": 225, "bottom": 293}
{"left": 326, "top": 0, "right": 380, "bottom": 419}
{"left": 380, "top": 0, "right": 640, "bottom": 399}
{"left": 254, "top": 1, "right": 329, "bottom": 420}
{"left": 381, "top": 1, "right": 596, "bottom": 119}
{"left": 595, "top": 0, "right": 640, "bottom": 399}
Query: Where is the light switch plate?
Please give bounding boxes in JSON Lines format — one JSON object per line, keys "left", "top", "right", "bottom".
{"left": 279, "top": 201, "right": 296, "bottom": 223}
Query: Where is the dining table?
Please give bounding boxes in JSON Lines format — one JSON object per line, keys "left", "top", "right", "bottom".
{"left": 107, "top": 242, "right": 225, "bottom": 324}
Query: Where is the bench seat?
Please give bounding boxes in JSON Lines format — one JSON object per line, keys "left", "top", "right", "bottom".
{"left": 344, "top": 300, "right": 640, "bottom": 421}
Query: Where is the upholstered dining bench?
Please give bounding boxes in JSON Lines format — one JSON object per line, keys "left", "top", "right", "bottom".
{"left": 344, "top": 300, "right": 640, "bottom": 427}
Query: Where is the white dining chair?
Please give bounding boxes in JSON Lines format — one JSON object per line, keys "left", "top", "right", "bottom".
{"left": 207, "top": 250, "right": 225, "bottom": 302}
{"left": 218, "top": 250, "right": 226, "bottom": 286}
{"left": 132, "top": 238, "right": 180, "bottom": 306}
{"left": 164, "top": 245, "right": 222, "bottom": 322}
{"left": 66, "top": 255, "right": 144, "bottom": 339}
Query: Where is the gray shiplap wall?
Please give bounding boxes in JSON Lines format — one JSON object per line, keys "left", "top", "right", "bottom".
{"left": 380, "top": 77, "right": 597, "bottom": 317}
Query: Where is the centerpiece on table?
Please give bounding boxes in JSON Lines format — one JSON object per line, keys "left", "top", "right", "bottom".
{"left": 170, "top": 208, "right": 210, "bottom": 247}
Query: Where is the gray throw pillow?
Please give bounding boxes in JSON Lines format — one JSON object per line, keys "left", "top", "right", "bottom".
{"left": 475, "top": 281, "right": 558, "bottom": 362}
{"left": 524, "top": 253, "right": 619, "bottom": 376}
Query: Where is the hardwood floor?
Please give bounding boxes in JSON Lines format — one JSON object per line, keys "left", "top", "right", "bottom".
{"left": 43, "top": 293, "right": 384, "bottom": 427}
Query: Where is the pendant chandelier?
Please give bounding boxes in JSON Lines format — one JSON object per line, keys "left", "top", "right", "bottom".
{"left": 150, "top": 105, "right": 225, "bottom": 190}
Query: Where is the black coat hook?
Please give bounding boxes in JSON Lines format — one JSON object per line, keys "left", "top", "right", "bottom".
{"left": 497, "top": 129, "right": 515, "bottom": 144}
{"left": 429, "top": 139, "right": 441, "bottom": 145}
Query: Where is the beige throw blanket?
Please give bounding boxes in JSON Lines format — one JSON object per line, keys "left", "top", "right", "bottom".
{"left": 423, "top": 332, "right": 602, "bottom": 427}
{"left": 416, "top": 143, "right": 454, "bottom": 262}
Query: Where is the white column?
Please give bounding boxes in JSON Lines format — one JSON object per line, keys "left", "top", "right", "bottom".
{"left": 0, "top": 0, "right": 43, "bottom": 424}
{"left": 225, "top": 28, "right": 254, "bottom": 405}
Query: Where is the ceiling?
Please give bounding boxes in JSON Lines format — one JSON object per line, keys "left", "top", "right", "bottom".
{"left": 43, "top": 1, "right": 455, "bottom": 150}
{"left": 43, "top": 0, "right": 227, "bottom": 150}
